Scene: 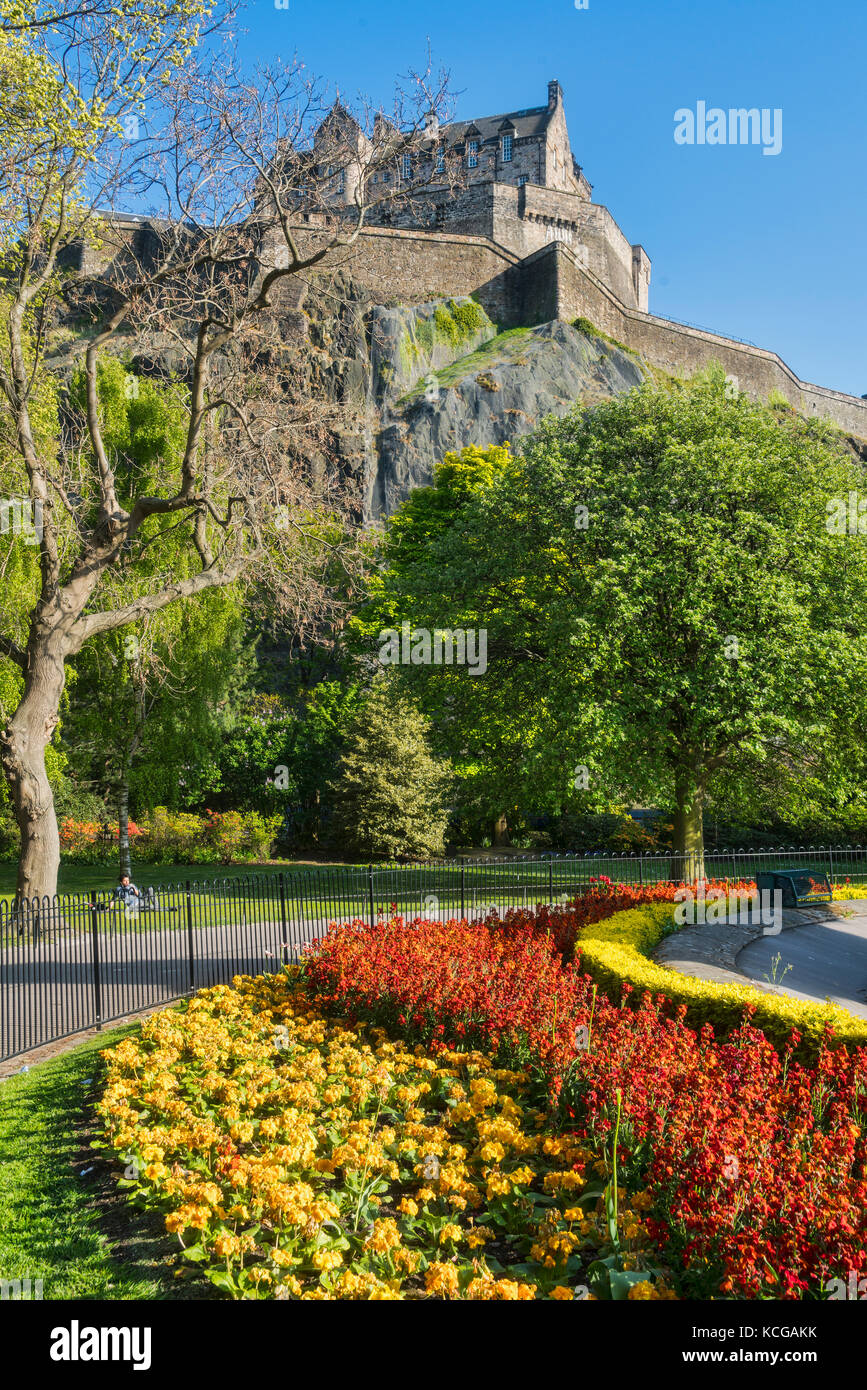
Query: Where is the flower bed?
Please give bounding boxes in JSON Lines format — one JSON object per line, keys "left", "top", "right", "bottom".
{"left": 303, "top": 908, "right": 867, "bottom": 1298}
{"left": 96, "top": 976, "right": 671, "bottom": 1300}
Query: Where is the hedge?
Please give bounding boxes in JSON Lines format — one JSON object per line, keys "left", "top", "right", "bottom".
{"left": 574, "top": 903, "right": 867, "bottom": 1060}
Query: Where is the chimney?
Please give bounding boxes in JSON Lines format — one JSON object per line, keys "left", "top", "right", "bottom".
{"left": 424, "top": 110, "right": 439, "bottom": 141}
{"left": 548, "top": 79, "right": 563, "bottom": 111}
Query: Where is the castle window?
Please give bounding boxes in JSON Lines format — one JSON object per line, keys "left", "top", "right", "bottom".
{"left": 517, "top": 175, "right": 528, "bottom": 187}
{"left": 467, "top": 139, "right": 479, "bottom": 168}
{"left": 435, "top": 204, "right": 446, "bottom": 228}
{"left": 502, "top": 134, "right": 513, "bottom": 163}
{"left": 436, "top": 146, "right": 446, "bottom": 174}
{"left": 402, "top": 153, "right": 413, "bottom": 182}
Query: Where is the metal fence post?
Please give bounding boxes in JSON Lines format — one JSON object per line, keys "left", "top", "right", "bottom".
{"left": 548, "top": 860, "right": 553, "bottom": 904}
{"left": 185, "top": 881, "right": 195, "bottom": 992}
{"left": 368, "top": 864, "right": 375, "bottom": 928}
{"left": 461, "top": 863, "right": 466, "bottom": 920}
{"left": 278, "top": 872, "right": 288, "bottom": 963}
{"left": 90, "top": 891, "right": 102, "bottom": 1031}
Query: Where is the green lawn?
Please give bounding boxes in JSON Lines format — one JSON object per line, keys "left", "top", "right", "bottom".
{"left": 0, "top": 859, "right": 364, "bottom": 897}
{"left": 0, "top": 1022, "right": 212, "bottom": 1300}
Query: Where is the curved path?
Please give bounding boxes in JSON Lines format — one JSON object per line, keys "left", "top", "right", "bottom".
{"left": 737, "top": 903, "right": 867, "bottom": 1018}
{"left": 654, "top": 900, "right": 867, "bottom": 1020}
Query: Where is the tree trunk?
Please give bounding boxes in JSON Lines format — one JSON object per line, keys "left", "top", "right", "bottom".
{"left": 0, "top": 642, "right": 66, "bottom": 901}
{"left": 492, "top": 813, "right": 511, "bottom": 848}
{"left": 117, "top": 775, "right": 132, "bottom": 878}
{"left": 671, "top": 767, "right": 705, "bottom": 884}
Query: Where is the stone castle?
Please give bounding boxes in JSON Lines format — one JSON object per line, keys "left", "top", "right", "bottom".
{"left": 65, "top": 77, "right": 867, "bottom": 498}
{"left": 313, "top": 80, "right": 652, "bottom": 317}
{"left": 268, "top": 78, "right": 866, "bottom": 440}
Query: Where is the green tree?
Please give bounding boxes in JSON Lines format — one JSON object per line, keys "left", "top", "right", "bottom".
{"left": 0, "top": 5, "right": 401, "bottom": 898}
{"left": 350, "top": 445, "right": 544, "bottom": 846}
{"left": 359, "top": 375, "right": 867, "bottom": 874}
{"left": 329, "top": 677, "right": 453, "bottom": 861}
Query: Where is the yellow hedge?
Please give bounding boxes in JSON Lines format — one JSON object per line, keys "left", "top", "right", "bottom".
{"left": 830, "top": 883, "right": 867, "bottom": 900}
{"left": 575, "top": 903, "right": 867, "bottom": 1060}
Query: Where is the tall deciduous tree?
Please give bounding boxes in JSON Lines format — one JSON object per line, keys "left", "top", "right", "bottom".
{"left": 0, "top": 3, "right": 456, "bottom": 896}
{"left": 359, "top": 376, "right": 867, "bottom": 874}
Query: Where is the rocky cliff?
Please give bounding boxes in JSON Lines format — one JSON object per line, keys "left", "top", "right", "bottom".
{"left": 44, "top": 274, "right": 652, "bottom": 520}
{"left": 282, "top": 282, "right": 648, "bottom": 519}
{"left": 367, "top": 310, "right": 646, "bottom": 517}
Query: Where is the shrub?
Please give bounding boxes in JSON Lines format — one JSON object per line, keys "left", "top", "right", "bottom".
{"left": 58, "top": 817, "right": 143, "bottom": 864}
{"left": 202, "top": 809, "right": 282, "bottom": 864}
{"left": 136, "top": 807, "right": 216, "bottom": 864}
{"left": 52, "top": 806, "right": 282, "bottom": 865}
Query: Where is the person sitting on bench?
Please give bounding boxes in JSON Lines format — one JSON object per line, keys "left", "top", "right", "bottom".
{"left": 114, "top": 873, "right": 141, "bottom": 909}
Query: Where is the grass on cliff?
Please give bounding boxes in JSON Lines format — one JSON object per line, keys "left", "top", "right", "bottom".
{"left": 573, "top": 316, "right": 639, "bottom": 357}
{"left": 398, "top": 325, "right": 538, "bottom": 404}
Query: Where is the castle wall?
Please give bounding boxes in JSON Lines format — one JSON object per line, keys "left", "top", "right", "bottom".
{"left": 541, "top": 242, "right": 867, "bottom": 437}
{"left": 65, "top": 213, "right": 867, "bottom": 440}
{"left": 279, "top": 224, "right": 525, "bottom": 328}
{"left": 408, "top": 181, "right": 646, "bottom": 310}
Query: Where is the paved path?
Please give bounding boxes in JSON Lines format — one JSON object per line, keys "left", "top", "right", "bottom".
{"left": 737, "top": 903, "right": 867, "bottom": 1018}
{"left": 654, "top": 900, "right": 867, "bottom": 1019}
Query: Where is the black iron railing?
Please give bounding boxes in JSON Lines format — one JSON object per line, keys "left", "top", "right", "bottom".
{"left": 2, "top": 845, "right": 864, "bottom": 1063}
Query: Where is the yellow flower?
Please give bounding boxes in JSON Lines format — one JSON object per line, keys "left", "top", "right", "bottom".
{"left": 424, "top": 1263, "right": 461, "bottom": 1298}
{"left": 311, "top": 1249, "right": 344, "bottom": 1271}
{"left": 438, "top": 1223, "right": 463, "bottom": 1246}
{"left": 364, "top": 1218, "right": 402, "bottom": 1254}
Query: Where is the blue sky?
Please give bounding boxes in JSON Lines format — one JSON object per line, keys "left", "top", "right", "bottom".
{"left": 235, "top": 0, "right": 866, "bottom": 398}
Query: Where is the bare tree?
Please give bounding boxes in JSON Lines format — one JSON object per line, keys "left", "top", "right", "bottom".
{"left": 0, "top": 9, "right": 458, "bottom": 899}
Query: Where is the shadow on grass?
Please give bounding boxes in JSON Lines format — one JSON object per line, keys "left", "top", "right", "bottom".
{"left": 0, "top": 1025, "right": 215, "bottom": 1300}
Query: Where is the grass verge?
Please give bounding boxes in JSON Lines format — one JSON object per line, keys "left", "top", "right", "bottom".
{"left": 0, "top": 1021, "right": 211, "bottom": 1299}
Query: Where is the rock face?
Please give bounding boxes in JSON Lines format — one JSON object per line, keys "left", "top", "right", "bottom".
{"left": 46, "top": 274, "right": 648, "bottom": 521}
{"left": 368, "top": 317, "right": 647, "bottom": 517}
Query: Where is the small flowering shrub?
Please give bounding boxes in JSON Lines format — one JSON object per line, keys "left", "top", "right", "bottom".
{"left": 58, "top": 818, "right": 143, "bottom": 863}
{"left": 57, "top": 807, "right": 282, "bottom": 864}
{"left": 304, "top": 908, "right": 867, "bottom": 1298}
{"left": 96, "top": 976, "right": 672, "bottom": 1301}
